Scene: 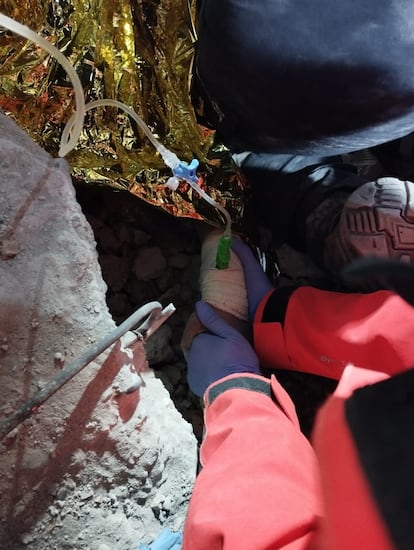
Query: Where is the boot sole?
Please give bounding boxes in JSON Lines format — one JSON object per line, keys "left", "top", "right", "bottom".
{"left": 326, "top": 177, "right": 414, "bottom": 270}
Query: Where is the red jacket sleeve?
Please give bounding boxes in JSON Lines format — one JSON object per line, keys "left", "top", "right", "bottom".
{"left": 254, "top": 288, "right": 414, "bottom": 380}
{"left": 183, "top": 369, "right": 407, "bottom": 550}
{"left": 182, "top": 373, "right": 321, "bottom": 550}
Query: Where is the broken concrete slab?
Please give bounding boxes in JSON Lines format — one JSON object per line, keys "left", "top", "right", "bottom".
{"left": 0, "top": 112, "right": 197, "bottom": 549}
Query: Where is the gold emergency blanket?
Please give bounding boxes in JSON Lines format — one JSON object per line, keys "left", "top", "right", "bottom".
{"left": 0, "top": 0, "right": 248, "bottom": 228}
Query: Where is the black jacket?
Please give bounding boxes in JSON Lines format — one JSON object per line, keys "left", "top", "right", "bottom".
{"left": 196, "top": 0, "right": 414, "bottom": 156}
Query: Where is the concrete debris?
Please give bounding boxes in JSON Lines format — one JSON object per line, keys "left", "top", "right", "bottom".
{"left": 0, "top": 113, "right": 197, "bottom": 549}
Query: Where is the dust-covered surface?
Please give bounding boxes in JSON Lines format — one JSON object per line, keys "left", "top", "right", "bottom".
{"left": 0, "top": 113, "right": 197, "bottom": 549}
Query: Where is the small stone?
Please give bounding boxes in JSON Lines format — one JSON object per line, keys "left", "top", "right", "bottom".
{"left": 22, "top": 448, "right": 49, "bottom": 470}
{"left": 20, "top": 532, "right": 34, "bottom": 545}
{"left": 0, "top": 336, "right": 8, "bottom": 353}
{"left": 112, "top": 366, "right": 142, "bottom": 394}
{"left": 85, "top": 421, "right": 97, "bottom": 431}
{"left": 0, "top": 238, "right": 19, "bottom": 259}
{"left": 64, "top": 479, "right": 76, "bottom": 490}
{"left": 150, "top": 460, "right": 165, "bottom": 482}
{"left": 124, "top": 379, "right": 143, "bottom": 393}
{"left": 49, "top": 505, "right": 59, "bottom": 517}
{"left": 79, "top": 487, "right": 93, "bottom": 501}
{"left": 56, "top": 487, "right": 68, "bottom": 500}
{"left": 133, "top": 246, "right": 167, "bottom": 281}
{"left": 54, "top": 352, "right": 65, "bottom": 364}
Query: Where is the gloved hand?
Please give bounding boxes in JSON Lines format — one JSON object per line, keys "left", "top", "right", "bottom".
{"left": 187, "top": 301, "right": 260, "bottom": 396}
{"left": 231, "top": 238, "right": 273, "bottom": 320}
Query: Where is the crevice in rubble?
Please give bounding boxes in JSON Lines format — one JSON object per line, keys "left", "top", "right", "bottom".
{"left": 74, "top": 184, "right": 204, "bottom": 442}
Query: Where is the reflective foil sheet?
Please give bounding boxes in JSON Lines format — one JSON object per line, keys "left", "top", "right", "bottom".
{"left": 0, "top": 0, "right": 248, "bottom": 229}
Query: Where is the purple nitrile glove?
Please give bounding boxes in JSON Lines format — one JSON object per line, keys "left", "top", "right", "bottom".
{"left": 231, "top": 238, "right": 273, "bottom": 321}
{"left": 186, "top": 301, "right": 260, "bottom": 397}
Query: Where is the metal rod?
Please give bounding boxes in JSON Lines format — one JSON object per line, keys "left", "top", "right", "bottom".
{"left": 0, "top": 301, "right": 174, "bottom": 440}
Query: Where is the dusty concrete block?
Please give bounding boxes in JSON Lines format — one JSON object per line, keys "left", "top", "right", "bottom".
{"left": 0, "top": 113, "right": 196, "bottom": 549}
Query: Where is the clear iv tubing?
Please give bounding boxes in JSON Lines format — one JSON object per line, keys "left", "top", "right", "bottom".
{"left": 0, "top": 12, "right": 232, "bottom": 239}
{"left": 62, "top": 99, "right": 232, "bottom": 238}
{"left": 61, "top": 99, "right": 164, "bottom": 160}
{"left": 188, "top": 178, "right": 232, "bottom": 239}
{"left": 0, "top": 12, "right": 85, "bottom": 157}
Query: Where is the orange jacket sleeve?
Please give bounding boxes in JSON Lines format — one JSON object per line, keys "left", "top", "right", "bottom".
{"left": 182, "top": 373, "right": 322, "bottom": 550}
{"left": 254, "top": 288, "right": 414, "bottom": 379}
{"left": 183, "top": 368, "right": 413, "bottom": 550}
